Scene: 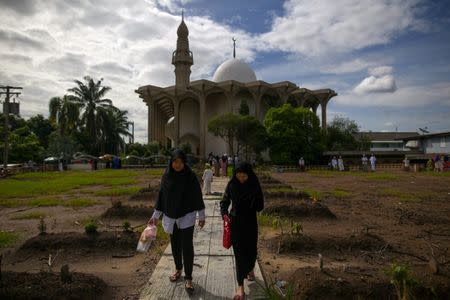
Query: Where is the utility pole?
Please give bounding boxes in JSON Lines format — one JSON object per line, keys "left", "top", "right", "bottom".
{"left": 0, "top": 85, "right": 23, "bottom": 170}
{"left": 128, "top": 121, "right": 134, "bottom": 144}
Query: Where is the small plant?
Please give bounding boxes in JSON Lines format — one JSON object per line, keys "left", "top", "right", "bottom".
{"left": 60, "top": 264, "right": 72, "bottom": 283}
{"left": 123, "top": 221, "right": 131, "bottom": 232}
{"left": 38, "top": 216, "right": 46, "bottom": 235}
{"left": 272, "top": 217, "right": 281, "bottom": 230}
{"left": 290, "top": 222, "right": 303, "bottom": 235}
{"left": 256, "top": 277, "right": 294, "bottom": 300}
{"left": 384, "top": 263, "right": 417, "bottom": 300}
{"left": 84, "top": 219, "right": 98, "bottom": 234}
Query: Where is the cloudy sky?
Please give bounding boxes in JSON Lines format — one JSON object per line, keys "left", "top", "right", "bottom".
{"left": 1, "top": 0, "right": 449, "bottom": 142}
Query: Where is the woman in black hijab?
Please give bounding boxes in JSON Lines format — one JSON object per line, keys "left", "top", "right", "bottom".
{"left": 148, "top": 149, "right": 205, "bottom": 294}
{"left": 220, "top": 162, "right": 264, "bottom": 300}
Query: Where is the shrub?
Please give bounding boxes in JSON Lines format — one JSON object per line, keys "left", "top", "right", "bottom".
{"left": 84, "top": 220, "right": 98, "bottom": 234}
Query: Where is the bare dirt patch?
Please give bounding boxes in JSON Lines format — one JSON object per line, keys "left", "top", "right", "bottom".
{"left": 258, "top": 170, "right": 450, "bottom": 299}
{"left": 264, "top": 199, "right": 336, "bottom": 219}
{"left": 0, "top": 270, "right": 107, "bottom": 300}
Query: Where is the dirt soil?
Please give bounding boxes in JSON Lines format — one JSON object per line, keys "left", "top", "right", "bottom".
{"left": 0, "top": 270, "right": 107, "bottom": 300}
{"left": 0, "top": 175, "right": 165, "bottom": 299}
{"left": 258, "top": 170, "right": 450, "bottom": 299}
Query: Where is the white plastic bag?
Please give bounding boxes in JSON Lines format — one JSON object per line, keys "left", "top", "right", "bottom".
{"left": 136, "top": 224, "right": 157, "bottom": 253}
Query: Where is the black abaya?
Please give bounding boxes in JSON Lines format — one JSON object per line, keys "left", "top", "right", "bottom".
{"left": 220, "top": 162, "right": 264, "bottom": 286}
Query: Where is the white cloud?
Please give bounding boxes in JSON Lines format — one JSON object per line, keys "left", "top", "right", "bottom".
{"left": 369, "top": 66, "right": 394, "bottom": 77}
{"left": 320, "top": 59, "right": 376, "bottom": 74}
{"left": 337, "top": 81, "right": 450, "bottom": 107}
{"left": 354, "top": 74, "right": 397, "bottom": 94}
{"left": 260, "top": 0, "right": 423, "bottom": 57}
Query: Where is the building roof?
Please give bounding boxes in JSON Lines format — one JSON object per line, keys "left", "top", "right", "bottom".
{"left": 397, "top": 131, "right": 450, "bottom": 141}
{"left": 355, "top": 132, "right": 418, "bottom": 141}
{"left": 212, "top": 58, "right": 257, "bottom": 83}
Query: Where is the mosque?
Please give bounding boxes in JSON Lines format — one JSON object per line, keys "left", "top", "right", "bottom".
{"left": 136, "top": 15, "right": 337, "bottom": 158}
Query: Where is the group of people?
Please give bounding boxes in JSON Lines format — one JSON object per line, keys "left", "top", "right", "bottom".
{"left": 207, "top": 153, "right": 239, "bottom": 178}
{"left": 328, "top": 154, "right": 377, "bottom": 172}
{"left": 362, "top": 154, "right": 377, "bottom": 171}
{"left": 330, "top": 156, "right": 345, "bottom": 171}
{"left": 430, "top": 154, "right": 449, "bottom": 172}
{"left": 149, "top": 149, "right": 263, "bottom": 299}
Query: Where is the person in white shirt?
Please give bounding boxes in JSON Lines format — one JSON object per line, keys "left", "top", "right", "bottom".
{"left": 338, "top": 156, "right": 344, "bottom": 171}
{"left": 148, "top": 149, "right": 205, "bottom": 294}
{"left": 403, "top": 156, "right": 410, "bottom": 171}
{"left": 202, "top": 163, "right": 214, "bottom": 195}
{"left": 298, "top": 157, "right": 305, "bottom": 171}
{"left": 331, "top": 156, "right": 338, "bottom": 170}
{"left": 370, "top": 154, "right": 377, "bottom": 171}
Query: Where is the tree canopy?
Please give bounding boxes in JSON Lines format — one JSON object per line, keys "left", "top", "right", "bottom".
{"left": 325, "top": 116, "right": 370, "bottom": 151}
{"left": 264, "top": 104, "right": 324, "bottom": 164}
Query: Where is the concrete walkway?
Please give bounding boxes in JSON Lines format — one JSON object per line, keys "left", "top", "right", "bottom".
{"left": 139, "top": 177, "right": 265, "bottom": 299}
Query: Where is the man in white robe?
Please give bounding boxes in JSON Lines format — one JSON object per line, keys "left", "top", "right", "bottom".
{"left": 202, "top": 164, "right": 214, "bottom": 195}
{"left": 370, "top": 154, "right": 377, "bottom": 171}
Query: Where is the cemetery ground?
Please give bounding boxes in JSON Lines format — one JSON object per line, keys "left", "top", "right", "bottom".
{"left": 258, "top": 170, "right": 450, "bottom": 299}
{"left": 0, "top": 169, "right": 166, "bottom": 299}
{"left": 0, "top": 168, "right": 449, "bottom": 299}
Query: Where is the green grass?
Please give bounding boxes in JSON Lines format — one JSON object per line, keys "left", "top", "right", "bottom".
{"left": 366, "top": 172, "right": 400, "bottom": 181}
{"left": 381, "top": 188, "right": 420, "bottom": 202}
{"left": 302, "top": 188, "right": 323, "bottom": 199}
{"left": 0, "top": 231, "right": 20, "bottom": 248}
{"left": 307, "top": 170, "right": 338, "bottom": 178}
{"left": 29, "top": 198, "right": 61, "bottom": 207}
{"left": 94, "top": 186, "right": 142, "bottom": 196}
{"left": 0, "top": 170, "right": 147, "bottom": 199}
{"left": 330, "top": 188, "right": 353, "bottom": 199}
{"left": 144, "top": 169, "right": 165, "bottom": 176}
{"left": 64, "top": 198, "right": 98, "bottom": 208}
{"left": 257, "top": 213, "right": 278, "bottom": 227}
{"left": 11, "top": 212, "right": 48, "bottom": 220}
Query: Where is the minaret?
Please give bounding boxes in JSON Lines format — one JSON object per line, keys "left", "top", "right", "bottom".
{"left": 172, "top": 12, "right": 193, "bottom": 88}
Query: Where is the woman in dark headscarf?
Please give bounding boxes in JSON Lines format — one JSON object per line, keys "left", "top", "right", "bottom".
{"left": 148, "top": 149, "right": 205, "bottom": 294}
{"left": 220, "top": 162, "right": 264, "bottom": 300}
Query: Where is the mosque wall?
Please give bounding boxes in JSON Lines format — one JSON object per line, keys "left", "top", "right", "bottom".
{"left": 205, "top": 93, "right": 228, "bottom": 156}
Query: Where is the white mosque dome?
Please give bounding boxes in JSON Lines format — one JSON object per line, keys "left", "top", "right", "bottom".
{"left": 212, "top": 58, "right": 257, "bottom": 83}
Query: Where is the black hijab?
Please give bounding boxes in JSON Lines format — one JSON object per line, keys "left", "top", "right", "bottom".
{"left": 227, "top": 162, "right": 263, "bottom": 212}
{"left": 155, "top": 149, "right": 204, "bottom": 219}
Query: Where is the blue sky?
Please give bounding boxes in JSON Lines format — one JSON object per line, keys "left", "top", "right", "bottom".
{"left": 0, "top": 0, "right": 449, "bottom": 142}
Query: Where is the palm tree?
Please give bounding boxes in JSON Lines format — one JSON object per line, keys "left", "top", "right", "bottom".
{"left": 68, "top": 76, "right": 112, "bottom": 154}
{"left": 97, "top": 106, "right": 131, "bottom": 154}
{"left": 48, "top": 95, "right": 80, "bottom": 136}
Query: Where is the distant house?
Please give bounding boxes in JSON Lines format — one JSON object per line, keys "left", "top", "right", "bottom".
{"left": 324, "top": 131, "right": 420, "bottom": 164}
{"left": 398, "top": 131, "right": 450, "bottom": 157}
{"left": 359, "top": 132, "right": 418, "bottom": 152}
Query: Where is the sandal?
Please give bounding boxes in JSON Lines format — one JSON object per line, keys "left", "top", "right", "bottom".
{"left": 169, "top": 270, "right": 181, "bottom": 282}
{"left": 247, "top": 271, "right": 255, "bottom": 281}
{"left": 233, "top": 293, "right": 245, "bottom": 300}
{"left": 185, "top": 281, "right": 194, "bottom": 295}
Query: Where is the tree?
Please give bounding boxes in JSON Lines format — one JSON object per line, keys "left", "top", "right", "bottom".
{"left": 325, "top": 116, "right": 369, "bottom": 151}
{"left": 49, "top": 95, "right": 80, "bottom": 136}
{"left": 27, "top": 114, "right": 55, "bottom": 148}
{"left": 0, "top": 114, "right": 45, "bottom": 163}
{"left": 97, "top": 106, "right": 130, "bottom": 155}
{"left": 208, "top": 113, "right": 241, "bottom": 157}
{"left": 236, "top": 115, "right": 268, "bottom": 160}
{"left": 47, "top": 131, "right": 78, "bottom": 161}
{"left": 264, "top": 104, "right": 324, "bottom": 164}
{"left": 239, "top": 99, "right": 250, "bottom": 116}
{"left": 67, "top": 76, "right": 112, "bottom": 154}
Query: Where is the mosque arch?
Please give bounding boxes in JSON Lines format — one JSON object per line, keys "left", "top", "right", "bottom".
{"left": 205, "top": 92, "right": 228, "bottom": 155}
{"left": 233, "top": 89, "right": 255, "bottom": 116}
{"left": 179, "top": 97, "right": 200, "bottom": 153}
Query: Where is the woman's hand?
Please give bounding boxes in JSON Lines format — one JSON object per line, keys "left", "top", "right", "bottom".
{"left": 148, "top": 217, "right": 158, "bottom": 226}
{"left": 198, "top": 219, "right": 206, "bottom": 229}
